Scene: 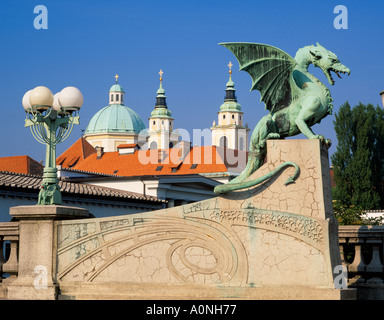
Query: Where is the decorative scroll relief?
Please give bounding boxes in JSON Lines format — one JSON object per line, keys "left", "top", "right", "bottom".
{"left": 57, "top": 221, "right": 97, "bottom": 248}
{"left": 56, "top": 216, "right": 247, "bottom": 286}
{"left": 56, "top": 203, "right": 328, "bottom": 287}
{"left": 206, "top": 208, "right": 326, "bottom": 252}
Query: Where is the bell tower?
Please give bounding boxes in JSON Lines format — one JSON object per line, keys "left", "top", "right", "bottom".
{"left": 211, "top": 62, "right": 249, "bottom": 150}
{"left": 147, "top": 70, "right": 180, "bottom": 150}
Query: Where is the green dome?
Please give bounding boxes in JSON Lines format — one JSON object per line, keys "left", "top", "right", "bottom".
{"left": 150, "top": 106, "right": 173, "bottom": 118}
{"left": 85, "top": 104, "right": 146, "bottom": 134}
{"left": 226, "top": 79, "right": 235, "bottom": 87}
{"left": 220, "top": 100, "right": 242, "bottom": 112}
{"left": 109, "top": 84, "right": 125, "bottom": 92}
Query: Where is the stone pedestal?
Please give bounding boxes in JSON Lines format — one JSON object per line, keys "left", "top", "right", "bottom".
{"left": 212, "top": 139, "right": 342, "bottom": 288}
{"left": 53, "top": 140, "right": 353, "bottom": 299}
{"left": 6, "top": 205, "right": 90, "bottom": 300}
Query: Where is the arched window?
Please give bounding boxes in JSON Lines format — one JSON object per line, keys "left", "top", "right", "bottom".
{"left": 153, "top": 120, "right": 156, "bottom": 125}
{"left": 232, "top": 114, "right": 235, "bottom": 119}
{"left": 219, "top": 136, "right": 228, "bottom": 148}
{"left": 111, "top": 95, "right": 114, "bottom": 102}
{"left": 239, "top": 137, "right": 244, "bottom": 151}
{"left": 223, "top": 115, "right": 226, "bottom": 119}
{"left": 116, "top": 94, "right": 119, "bottom": 102}
{"left": 150, "top": 141, "right": 158, "bottom": 150}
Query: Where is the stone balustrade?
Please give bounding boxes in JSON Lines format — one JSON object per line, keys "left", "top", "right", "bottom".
{"left": 339, "top": 225, "right": 384, "bottom": 290}
{"left": 1, "top": 218, "right": 384, "bottom": 299}
{"left": 0, "top": 222, "right": 19, "bottom": 282}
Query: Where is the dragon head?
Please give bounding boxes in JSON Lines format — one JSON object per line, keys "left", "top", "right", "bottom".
{"left": 309, "top": 42, "right": 350, "bottom": 85}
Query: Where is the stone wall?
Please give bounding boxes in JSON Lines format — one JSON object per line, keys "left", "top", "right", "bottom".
{"left": 52, "top": 139, "right": 345, "bottom": 299}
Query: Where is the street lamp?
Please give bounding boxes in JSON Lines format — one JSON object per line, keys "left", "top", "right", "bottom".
{"left": 22, "top": 86, "right": 83, "bottom": 205}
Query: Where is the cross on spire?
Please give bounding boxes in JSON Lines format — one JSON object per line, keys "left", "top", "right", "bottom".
{"left": 228, "top": 61, "right": 233, "bottom": 74}
{"left": 159, "top": 69, "right": 164, "bottom": 81}
{"left": 227, "top": 61, "right": 233, "bottom": 81}
{"left": 115, "top": 74, "right": 119, "bottom": 83}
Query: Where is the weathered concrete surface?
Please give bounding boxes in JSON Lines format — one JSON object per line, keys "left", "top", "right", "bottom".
{"left": 53, "top": 140, "right": 349, "bottom": 299}
{"left": 6, "top": 205, "right": 90, "bottom": 300}
{"left": 58, "top": 283, "right": 356, "bottom": 300}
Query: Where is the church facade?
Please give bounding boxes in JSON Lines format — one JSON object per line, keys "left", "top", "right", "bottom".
{"left": 56, "top": 65, "right": 249, "bottom": 207}
{"left": 82, "top": 65, "right": 249, "bottom": 155}
{"left": 211, "top": 62, "right": 250, "bottom": 150}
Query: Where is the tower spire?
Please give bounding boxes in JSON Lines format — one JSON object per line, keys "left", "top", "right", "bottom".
{"left": 225, "top": 61, "right": 237, "bottom": 102}
{"left": 156, "top": 69, "right": 167, "bottom": 107}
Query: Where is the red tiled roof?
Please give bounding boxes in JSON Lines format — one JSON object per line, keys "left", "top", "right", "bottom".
{"left": 68, "top": 145, "right": 246, "bottom": 177}
{"left": 57, "top": 137, "right": 96, "bottom": 168}
{"left": 0, "top": 155, "right": 43, "bottom": 175}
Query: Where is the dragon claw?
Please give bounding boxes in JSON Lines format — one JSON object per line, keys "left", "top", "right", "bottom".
{"left": 312, "top": 135, "right": 332, "bottom": 148}
{"left": 266, "top": 133, "right": 280, "bottom": 139}
{"left": 312, "top": 134, "right": 325, "bottom": 142}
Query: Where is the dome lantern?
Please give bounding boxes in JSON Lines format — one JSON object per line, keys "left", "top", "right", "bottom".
{"left": 109, "top": 74, "right": 125, "bottom": 105}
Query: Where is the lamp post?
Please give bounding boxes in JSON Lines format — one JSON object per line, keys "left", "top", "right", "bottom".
{"left": 22, "top": 86, "right": 83, "bottom": 205}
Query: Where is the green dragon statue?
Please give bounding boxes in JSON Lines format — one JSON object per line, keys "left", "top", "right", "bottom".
{"left": 214, "top": 42, "right": 350, "bottom": 194}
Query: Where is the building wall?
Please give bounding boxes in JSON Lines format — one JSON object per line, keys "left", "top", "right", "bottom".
{"left": 84, "top": 133, "right": 144, "bottom": 152}
{"left": 0, "top": 191, "right": 164, "bottom": 222}
{"left": 212, "top": 127, "right": 248, "bottom": 151}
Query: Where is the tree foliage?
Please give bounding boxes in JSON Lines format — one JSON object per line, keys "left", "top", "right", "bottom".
{"left": 332, "top": 199, "right": 383, "bottom": 225}
{"left": 331, "top": 102, "right": 384, "bottom": 210}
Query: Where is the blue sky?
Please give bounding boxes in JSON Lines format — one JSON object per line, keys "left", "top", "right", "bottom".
{"left": 0, "top": 0, "right": 383, "bottom": 163}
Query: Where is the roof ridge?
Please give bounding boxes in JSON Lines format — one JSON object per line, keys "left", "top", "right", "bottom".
{"left": 0, "top": 170, "right": 165, "bottom": 203}
{"left": 60, "top": 167, "right": 125, "bottom": 178}
{"left": 79, "top": 137, "right": 96, "bottom": 159}
{"left": 0, "top": 170, "right": 43, "bottom": 178}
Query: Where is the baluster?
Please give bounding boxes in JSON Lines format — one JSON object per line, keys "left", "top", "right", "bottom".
{"left": 348, "top": 237, "right": 366, "bottom": 273}
{"left": 366, "top": 238, "right": 383, "bottom": 273}
{"left": 0, "top": 236, "right": 5, "bottom": 279}
{"left": 338, "top": 237, "right": 349, "bottom": 268}
{"left": 2, "top": 236, "right": 19, "bottom": 282}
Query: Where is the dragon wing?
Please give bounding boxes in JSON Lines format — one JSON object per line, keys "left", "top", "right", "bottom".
{"left": 220, "top": 42, "right": 298, "bottom": 114}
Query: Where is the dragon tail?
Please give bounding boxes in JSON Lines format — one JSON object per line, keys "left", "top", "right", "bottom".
{"left": 214, "top": 161, "right": 300, "bottom": 194}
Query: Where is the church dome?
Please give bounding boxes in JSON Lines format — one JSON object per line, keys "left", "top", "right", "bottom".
{"left": 109, "top": 83, "right": 125, "bottom": 93}
{"left": 150, "top": 106, "right": 172, "bottom": 118}
{"left": 220, "top": 100, "right": 242, "bottom": 112}
{"left": 85, "top": 104, "right": 146, "bottom": 134}
{"left": 85, "top": 75, "right": 146, "bottom": 135}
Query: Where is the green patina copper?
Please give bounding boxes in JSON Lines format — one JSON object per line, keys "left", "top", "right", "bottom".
{"left": 216, "top": 161, "right": 300, "bottom": 194}
{"left": 85, "top": 104, "right": 146, "bottom": 134}
{"left": 109, "top": 83, "right": 125, "bottom": 93}
{"left": 25, "top": 110, "right": 80, "bottom": 205}
{"left": 214, "top": 42, "right": 350, "bottom": 194}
